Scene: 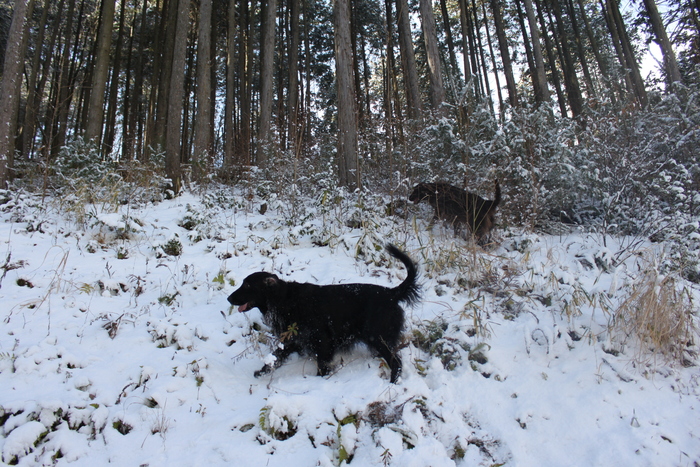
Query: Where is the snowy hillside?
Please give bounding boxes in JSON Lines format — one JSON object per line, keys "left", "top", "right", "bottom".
{"left": 0, "top": 187, "right": 698, "bottom": 466}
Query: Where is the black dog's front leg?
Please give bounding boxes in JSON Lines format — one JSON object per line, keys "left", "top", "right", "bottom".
{"left": 254, "top": 342, "right": 298, "bottom": 378}
{"left": 313, "top": 338, "right": 337, "bottom": 377}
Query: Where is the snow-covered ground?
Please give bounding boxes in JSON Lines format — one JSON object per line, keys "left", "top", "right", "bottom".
{"left": 0, "top": 188, "right": 698, "bottom": 466}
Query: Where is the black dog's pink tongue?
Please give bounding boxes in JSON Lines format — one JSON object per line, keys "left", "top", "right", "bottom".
{"left": 238, "top": 303, "right": 250, "bottom": 312}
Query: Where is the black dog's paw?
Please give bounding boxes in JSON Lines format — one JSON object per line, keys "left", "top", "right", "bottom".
{"left": 254, "top": 364, "right": 272, "bottom": 378}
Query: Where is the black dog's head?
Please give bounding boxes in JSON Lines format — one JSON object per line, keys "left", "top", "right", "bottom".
{"left": 408, "top": 183, "right": 432, "bottom": 203}
{"left": 227, "top": 272, "right": 283, "bottom": 313}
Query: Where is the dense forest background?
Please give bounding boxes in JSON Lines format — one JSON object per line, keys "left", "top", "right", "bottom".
{"left": 0, "top": 0, "right": 698, "bottom": 277}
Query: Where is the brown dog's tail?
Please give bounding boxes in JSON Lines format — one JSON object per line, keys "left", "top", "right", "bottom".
{"left": 386, "top": 244, "right": 421, "bottom": 306}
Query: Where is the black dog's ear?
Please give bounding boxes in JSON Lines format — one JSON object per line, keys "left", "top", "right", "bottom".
{"left": 264, "top": 275, "right": 279, "bottom": 288}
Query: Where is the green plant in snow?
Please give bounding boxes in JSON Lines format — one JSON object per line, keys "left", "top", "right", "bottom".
{"left": 259, "top": 406, "right": 297, "bottom": 441}
{"left": 113, "top": 419, "right": 132, "bottom": 435}
{"left": 412, "top": 319, "right": 471, "bottom": 372}
{"left": 158, "top": 236, "right": 183, "bottom": 257}
{"left": 335, "top": 413, "right": 358, "bottom": 465}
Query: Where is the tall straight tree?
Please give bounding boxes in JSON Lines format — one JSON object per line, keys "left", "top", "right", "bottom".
{"left": 523, "top": 0, "right": 549, "bottom": 104}
{"left": 604, "top": 0, "right": 647, "bottom": 106}
{"left": 0, "top": 0, "right": 34, "bottom": 187}
{"left": 84, "top": 0, "right": 116, "bottom": 146}
{"left": 224, "top": 0, "right": 237, "bottom": 168}
{"left": 288, "top": 0, "right": 302, "bottom": 156}
{"left": 458, "top": 0, "right": 476, "bottom": 96}
{"left": 239, "top": 0, "right": 254, "bottom": 167}
{"left": 396, "top": 0, "right": 422, "bottom": 119}
{"left": 642, "top": 0, "right": 682, "bottom": 85}
{"left": 237, "top": 0, "right": 253, "bottom": 168}
{"left": 125, "top": 0, "right": 149, "bottom": 161}
{"left": 21, "top": 0, "right": 50, "bottom": 159}
{"left": 334, "top": 0, "right": 359, "bottom": 189}
{"left": 489, "top": 0, "right": 518, "bottom": 108}
{"left": 150, "top": 0, "right": 178, "bottom": 156}
{"left": 259, "top": 0, "right": 278, "bottom": 166}
{"left": 550, "top": 0, "right": 583, "bottom": 117}
{"left": 165, "top": 0, "right": 191, "bottom": 193}
{"left": 104, "top": 0, "right": 127, "bottom": 153}
{"left": 384, "top": 0, "right": 404, "bottom": 154}
{"left": 482, "top": 1, "right": 504, "bottom": 112}
{"left": 48, "top": 0, "right": 76, "bottom": 158}
{"left": 536, "top": 0, "right": 567, "bottom": 115}
{"left": 514, "top": 1, "right": 538, "bottom": 95}
{"left": 439, "top": 0, "right": 459, "bottom": 76}
{"left": 565, "top": 0, "right": 595, "bottom": 97}
{"left": 193, "top": 0, "right": 213, "bottom": 178}
{"left": 577, "top": 0, "right": 618, "bottom": 102}
{"left": 419, "top": 0, "right": 446, "bottom": 110}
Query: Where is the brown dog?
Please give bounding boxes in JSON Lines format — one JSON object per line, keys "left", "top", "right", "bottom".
{"left": 409, "top": 180, "right": 501, "bottom": 244}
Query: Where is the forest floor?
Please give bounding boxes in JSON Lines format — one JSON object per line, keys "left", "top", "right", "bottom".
{"left": 0, "top": 187, "right": 698, "bottom": 466}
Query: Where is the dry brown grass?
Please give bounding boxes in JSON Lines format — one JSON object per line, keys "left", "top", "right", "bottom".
{"left": 615, "top": 268, "right": 697, "bottom": 366}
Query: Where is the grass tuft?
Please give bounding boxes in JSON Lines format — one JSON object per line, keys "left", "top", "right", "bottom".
{"left": 614, "top": 266, "right": 697, "bottom": 366}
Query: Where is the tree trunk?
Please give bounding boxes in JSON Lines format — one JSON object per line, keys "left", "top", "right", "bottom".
{"left": 21, "top": 0, "right": 50, "bottom": 160}
{"left": 515, "top": 0, "right": 538, "bottom": 98}
{"left": 481, "top": 1, "right": 503, "bottom": 114}
{"left": 49, "top": 0, "right": 76, "bottom": 158}
{"left": 536, "top": 0, "right": 567, "bottom": 115}
{"left": 352, "top": 8, "right": 365, "bottom": 127}
{"left": 259, "top": 0, "right": 277, "bottom": 166}
{"left": 468, "top": 0, "right": 490, "bottom": 109}
{"left": 458, "top": 0, "right": 476, "bottom": 97}
{"left": 85, "top": 0, "right": 116, "bottom": 146}
{"left": 469, "top": 0, "right": 489, "bottom": 100}
{"left": 439, "top": 0, "right": 459, "bottom": 77}
{"left": 419, "top": 0, "right": 446, "bottom": 110}
{"left": 193, "top": 0, "right": 213, "bottom": 179}
{"left": 288, "top": 0, "right": 302, "bottom": 156}
{"left": 238, "top": 0, "right": 253, "bottom": 167}
{"left": 549, "top": 0, "right": 583, "bottom": 117}
{"left": 224, "top": 0, "right": 237, "bottom": 168}
{"left": 577, "top": 0, "right": 618, "bottom": 102}
{"left": 334, "top": 0, "right": 359, "bottom": 189}
{"left": 489, "top": 0, "right": 518, "bottom": 108}
{"left": 523, "top": 0, "right": 550, "bottom": 104}
{"left": 165, "top": 0, "right": 190, "bottom": 193}
{"left": 396, "top": 0, "right": 422, "bottom": 119}
{"left": 104, "top": 0, "right": 127, "bottom": 155}
{"left": 303, "top": 0, "right": 312, "bottom": 148}
{"left": 151, "top": 0, "right": 177, "bottom": 155}
{"left": 565, "top": 0, "right": 596, "bottom": 98}
{"left": 0, "top": 0, "right": 34, "bottom": 187}
{"left": 604, "top": 0, "right": 647, "bottom": 106}
{"left": 126, "top": 0, "right": 149, "bottom": 161}
{"left": 642, "top": 0, "right": 682, "bottom": 85}
{"left": 384, "top": 0, "right": 404, "bottom": 156}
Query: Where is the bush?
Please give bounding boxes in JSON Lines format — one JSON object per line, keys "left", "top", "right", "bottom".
{"left": 577, "top": 88, "right": 700, "bottom": 279}
{"left": 46, "top": 139, "right": 168, "bottom": 227}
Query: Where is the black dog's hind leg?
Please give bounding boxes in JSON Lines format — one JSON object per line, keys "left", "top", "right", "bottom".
{"left": 375, "top": 342, "right": 402, "bottom": 383}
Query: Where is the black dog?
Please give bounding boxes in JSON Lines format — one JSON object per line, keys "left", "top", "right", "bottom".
{"left": 409, "top": 180, "right": 501, "bottom": 244}
{"left": 227, "top": 245, "right": 420, "bottom": 383}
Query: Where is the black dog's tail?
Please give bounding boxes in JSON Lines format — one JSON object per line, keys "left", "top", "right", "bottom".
{"left": 386, "top": 244, "right": 421, "bottom": 306}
